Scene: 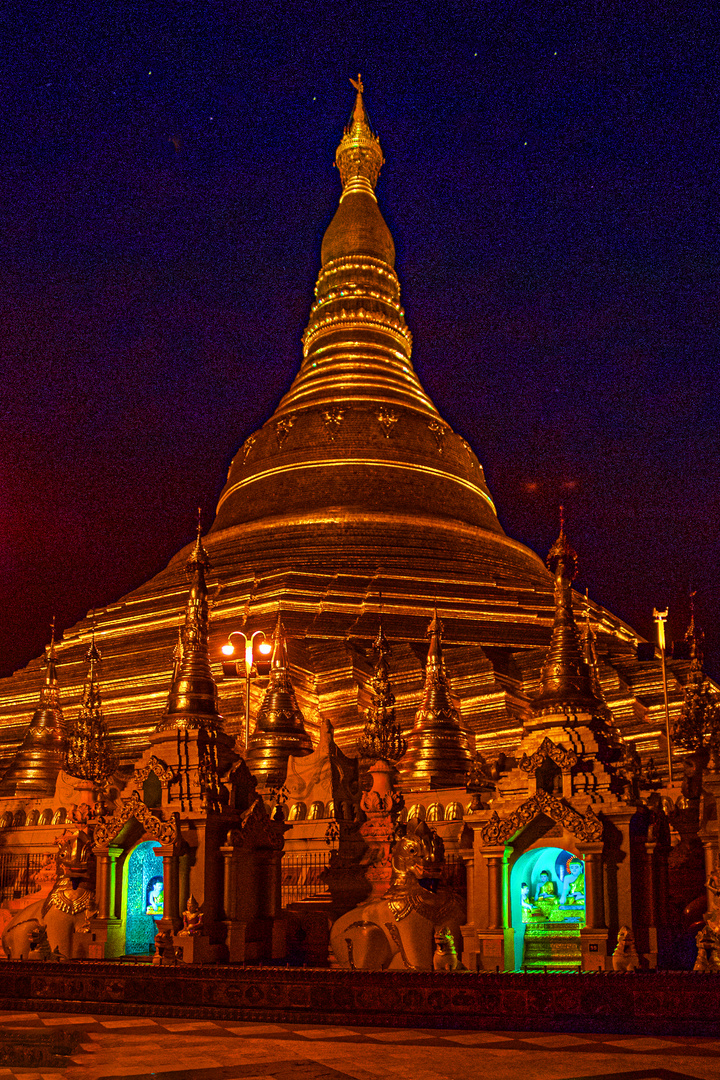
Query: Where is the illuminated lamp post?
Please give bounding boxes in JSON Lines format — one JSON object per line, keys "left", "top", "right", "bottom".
{"left": 653, "top": 607, "right": 674, "bottom": 786}
{"left": 221, "top": 630, "right": 273, "bottom": 750}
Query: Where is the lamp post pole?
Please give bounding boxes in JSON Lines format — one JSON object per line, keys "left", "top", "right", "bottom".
{"left": 653, "top": 607, "right": 674, "bottom": 786}
{"left": 222, "top": 630, "right": 269, "bottom": 750}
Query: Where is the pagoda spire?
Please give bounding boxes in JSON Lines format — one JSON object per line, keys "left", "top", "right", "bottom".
{"left": 65, "top": 624, "right": 116, "bottom": 789}
{"left": 158, "top": 514, "right": 222, "bottom": 731}
{"left": 400, "top": 607, "right": 473, "bottom": 788}
{"left": 358, "top": 616, "right": 407, "bottom": 765}
{"left": 672, "top": 596, "right": 720, "bottom": 759}
{"left": 213, "top": 80, "right": 502, "bottom": 541}
{"left": 0, "top": 620, "right": 68, "bottom": 798}
{"left": 245, "top": 612, "right": 312, "bottom": 788}
{"left": 532, "top": 512, "right": 600, "bottom": 718}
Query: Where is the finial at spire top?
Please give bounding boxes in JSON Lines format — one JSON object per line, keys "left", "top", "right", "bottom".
{"left": 335, "top": 74, "right": 384, "bottom": 198}
{"left": 46, "top": 616, "right": 57, "bottom": 663}
{"left": 87, "top": 612, "right": 101, "bottom": 664}
{"left": 187, "top": 508, "right": 210, "bottom": 570}
{"left": 546, "top": 505, "right": 578, "bottom": 581}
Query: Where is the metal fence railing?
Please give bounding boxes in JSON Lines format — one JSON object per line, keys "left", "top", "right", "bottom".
{"left": 281, "top": 852, "right": 331, "bottom": 907}
{"left": 0, "top": 853, "right": 48, "bottom": 904}
{"left": 440, "top": 854, "right": 467, "bottom": 899}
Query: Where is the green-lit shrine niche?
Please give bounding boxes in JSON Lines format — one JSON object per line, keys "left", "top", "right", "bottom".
{"left": 125, "top": 840, "right": 164, "bottom": 955}
{"left": 510, "top": 847, "right": 586, "bottom": 970}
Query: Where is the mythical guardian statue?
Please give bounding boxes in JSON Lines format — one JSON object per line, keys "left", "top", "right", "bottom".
{"left": 330, "top": 819, "right": 464, "bottom": 970}
{"left": 2, "top": 827, "right": 96, "bottom": 960}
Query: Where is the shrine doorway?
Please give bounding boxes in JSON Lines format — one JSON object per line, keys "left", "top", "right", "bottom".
{"left": 124, "top": 840, "right": 164, "bottom": 955}
{"left": 510, "top": 847, "right": 586, "bottom": 970}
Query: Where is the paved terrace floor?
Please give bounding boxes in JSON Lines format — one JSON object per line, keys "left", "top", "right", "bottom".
{"left": 0, "top": 1010, "right": 718, "bottom": 1080}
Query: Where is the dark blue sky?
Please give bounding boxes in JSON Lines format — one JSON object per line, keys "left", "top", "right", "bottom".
{"left": 1, "top": 2, "right": 718, "bottom": 677}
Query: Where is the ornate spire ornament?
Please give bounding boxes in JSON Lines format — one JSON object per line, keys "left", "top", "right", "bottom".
{"left": 157, "top": 515, "right": 222, "bottom": 731}
{"left": 358, "top": 619, "right": 407, "bottom": 764}
{"left": 400, "top": 608, "right": 473, "bottom": 788}
{"left": 672, "top": 597, "right": 720, "bottom": 762}
{"left": 532, "top": 512, "right": 600, "bottom": 717}
{"left": 245, "top": 613, "right": 313, "bottom": 787}
{"left": 65, "top": 624, "right": 116, "bottom": 789}
{"left": 0, "top": 620, "right": 67, "bottom": 797}
{"left": 335, "top": 74, "right": 385, "bottom": 200}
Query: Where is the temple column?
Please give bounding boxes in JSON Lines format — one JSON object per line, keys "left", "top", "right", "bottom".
{"left": 579, "top": 842, "right": 608, "bottom": 970}
{"left": 459, "top": 847, "right": 478, "bottom": 970}
{"left": 220, "top": 844, "right": 236, "bottom": 920}
{"left": 584, "top": 847, "right": 605, "bottom": 930}
{"left": 94, "top": 845, "right": 122, "bottom": 920}
{"left": 485, "top": 847, "right": 505, "bottom": 930}
{"left": 154, "top": 843, "right": 180, "bottom": 931}
{"left": 702, "top": 839, "right": 717, "bottom": 912}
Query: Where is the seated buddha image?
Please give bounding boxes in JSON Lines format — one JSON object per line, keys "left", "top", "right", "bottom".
{"left": 559, "top": 856, "right": 585, "bottom": 909}
{"left": 145, "top": 876, "right": 164, "bottom": 916}
{"left": 530, "top": 869, "right": 560, "bottom": 920}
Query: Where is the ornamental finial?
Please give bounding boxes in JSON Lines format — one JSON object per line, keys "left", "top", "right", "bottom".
{"left": 546, "top": 504, "right": 578, "bottom": 581}
{"left": 335, "top": 75, "right": 384, "bottom": 197}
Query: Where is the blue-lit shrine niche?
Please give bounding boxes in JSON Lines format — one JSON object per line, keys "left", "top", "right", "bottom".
{"left": 125, "top": 840, "right": 164, "bottom": 955}
{"left": 509, "top": 847, "right": 586, "bottom": 970}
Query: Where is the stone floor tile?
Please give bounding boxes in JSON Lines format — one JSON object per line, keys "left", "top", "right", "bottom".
{"left": 297, "top": 1028, "right": 367, "bottom": 1039}
{"left": 98, "top": 1019, "right": 161, "bottom": 1029}
{"left": 603, "top": 1036, "right": 683, "bottom": 1050}
{"left": 223, "top": 1024, "right": 290, "bottom": 1035}
{"left": 362, "top": 1031, "right": 437, "bottom": 1041}
{"left": 440, "top": 1033, "right": 515, "bottom": 1044}
{"left": 152, "top": 1022, "right": 218, "bottom": 1032}
{"left": 0, "top": 1013, "right": 39, "bottom": 1022}
{"left": 517, "top": 1034, "right": 596, "bottom": 1046}
{"left": 40, "top": 1015, "right": 97, "bottom": 1025}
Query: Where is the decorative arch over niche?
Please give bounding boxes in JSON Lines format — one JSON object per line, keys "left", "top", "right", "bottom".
{"left": 481, "top": 791, "right": 603, "bottom": 847}
{"left": 94, "top": 791, "right": 177, "bottom": 847}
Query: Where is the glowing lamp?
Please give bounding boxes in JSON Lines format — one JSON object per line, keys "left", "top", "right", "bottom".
{"left": 221, "top": 643, "right": 235, "bottom": 656}
{"left": 259, "top": 641, "right": 272, "bottom": 655}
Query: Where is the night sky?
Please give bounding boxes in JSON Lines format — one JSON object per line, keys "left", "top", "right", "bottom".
{"left": 1, "top": 3, "right": 718, "bottom": 680}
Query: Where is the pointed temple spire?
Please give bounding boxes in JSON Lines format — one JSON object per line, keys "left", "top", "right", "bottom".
{"left": 400, "top": 608, "right": 473, "bottom": 788}
{"left": 358, "top": 616, "right": 407, "bottom": 764}
{"left": 65, "top": 625, "right": 116, "bottom": 788}
{"left": 532, "top": 513, "right": 601, "bottom": 718}
{"left": 213, "top": 78, "right": 501, "bottom": 538}
{"left": 245, "top": 612, "right": 312, "bottom": 788}
{"left": 672, "top": 597, "right": 720, "bottom": 758}
{"left": 0, "top": 621, "right": 67, "bottom": 798}
{"left": 158, "top": 515, "right": 222, "bottom": 731}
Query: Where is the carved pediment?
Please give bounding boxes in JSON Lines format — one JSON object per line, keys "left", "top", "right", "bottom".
{"left": 228, "top": 797, "right": 284, "bottom": 852}
{"left": 519, "top": 737, "right": 578, "bottom": 774}
{"left": 481, "top": 790, "right": 603, "bottom": 846}
{"left": 94, "top": 790, "right": 178, "bottom": 846}
{"left": 132, "top": 755, "right": 176, "bottom": 784}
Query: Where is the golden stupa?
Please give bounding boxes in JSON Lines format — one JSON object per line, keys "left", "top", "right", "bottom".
{"left": 0, "top": 78, "right": 692, "bottom": 782}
